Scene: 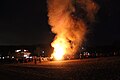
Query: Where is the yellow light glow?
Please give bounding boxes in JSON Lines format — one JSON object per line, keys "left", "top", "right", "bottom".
{"left": 52, "top": 43, "right": 65, "bottom": 60}
{"left": 51, "top": 38, "right": 67, "bottom": 60}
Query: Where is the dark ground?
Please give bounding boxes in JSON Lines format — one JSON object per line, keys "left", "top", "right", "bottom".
{"left": 0, "top": 57, "right": 120, "bottom": 80}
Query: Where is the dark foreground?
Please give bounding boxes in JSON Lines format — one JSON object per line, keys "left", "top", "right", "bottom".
{"left": 0, "top": 57, "right": 120, "bottom": 80}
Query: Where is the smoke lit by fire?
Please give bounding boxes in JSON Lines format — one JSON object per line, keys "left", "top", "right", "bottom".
{"left": 47, "top": 0, "right": 98, "bottom": 60}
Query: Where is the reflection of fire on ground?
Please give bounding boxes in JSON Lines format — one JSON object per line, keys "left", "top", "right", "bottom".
{"left": 47, "top": 0, "right": 98, "bottom": 60}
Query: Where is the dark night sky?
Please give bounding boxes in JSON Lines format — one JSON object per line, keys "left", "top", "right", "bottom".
{"left": 0, "top": 0, "right": 120, "bottom": 46}
{"left": 89, "top": 0, "right": 120, "bottom": 46}
{"left": 0, "top": 0, "right": 53, "bottom": 45}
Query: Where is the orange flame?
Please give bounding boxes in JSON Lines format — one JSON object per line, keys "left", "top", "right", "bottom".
{"left": 47, "top": 0, "right": 98, "bottom": 60}
{"left": 52, "top": 43, "right": 65, "bottom": 60}
{"left": 51, "top": 36, "right": 69, "bottom": 60}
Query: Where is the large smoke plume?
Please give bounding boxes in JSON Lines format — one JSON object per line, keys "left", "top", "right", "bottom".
{"left": 47, "top": 0, "right": 98, "bottom": 55}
